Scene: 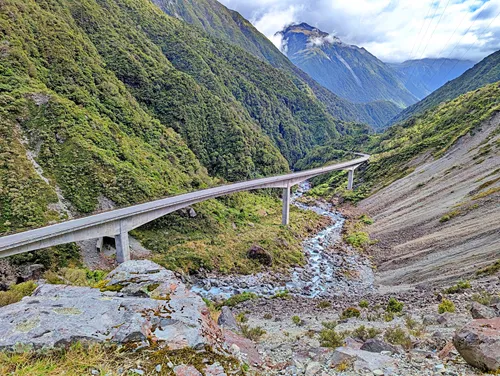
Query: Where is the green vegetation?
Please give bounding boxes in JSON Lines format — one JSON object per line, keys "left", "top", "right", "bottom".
{"left": 219, "top": 292, "right": 257, "bottom": 308}
{"left": 393, "top": 50, "right": 500, "bottom": 125}
{"left": 0, "top": 281, "right": 37, "bottom": 307}
{"left": 386, "top": 297, "right": 404, "bottom": 313}
{"left": 272, "top": 290, "right": 291, "bottom": 299}
{"left": 345, "top": 231, "right": 371, "bottom": 249}
{"left": 383, "top": 327, "right": 412, "bottom": 349}
{"left": 476, "top": 260, "right": 500, "bottom": 277}
{"left": 291, "top": 315, "right": 302, "bottom": 325}
{"left": 236, "top": 312, "right": 248, "bottom": 323}
{"left": 240, "top": 325, "right": 266, "bottom": 341}
{"left": 352, "top": 325, "right": 381, "bottom": 341}
{"left": 359, "top": 299, "right": 369, "bottom": 309}
{"left": 472, "top": 291, "right": 495, "bottom": 306}
{"left": 319, "top": 322, "right": 346, "bottom": 348}
{"left": 317, "top": 300, "right": 332, "bottom": 309}
{"left": 340, "top": 307, "right": 361, "bottom": 320}
{"left": 444, "top": 280, "right": 471, "bottom": 294}
{"left": 44, "top": 268, "right": 107, "bottom": 287}
{"left": 359, "top": 82, "right": 500, "bottom": 195}
{"left": 0, "top": 343, "right": 245, "bottom": 375}
{"left": 438, "top": 299, "right": 456, "bottom": 314}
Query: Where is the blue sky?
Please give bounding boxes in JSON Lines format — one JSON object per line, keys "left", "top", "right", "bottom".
{"left": 220, "top": 0, "right": 500, "bottom": 62}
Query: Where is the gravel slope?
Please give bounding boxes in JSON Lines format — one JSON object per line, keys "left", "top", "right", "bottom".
{"left": 360, "top": 113, "right": 500, "bottom": 289}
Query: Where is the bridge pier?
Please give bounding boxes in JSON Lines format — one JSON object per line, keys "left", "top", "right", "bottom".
{"left": 282, "top": 184, "right": 291, "bottom": 225}
{"left": 115, "top": 221, "right": 130, "bottom": 263}
{"left": 347, "top": 168, "right": 354, "bottom": 190}
{"left": 96, "top": 237, "right": 104, "bottom": 252}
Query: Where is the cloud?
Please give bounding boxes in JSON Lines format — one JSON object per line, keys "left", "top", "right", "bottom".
{"left": 219, "top": 0, "right": 500, "bottom": 62}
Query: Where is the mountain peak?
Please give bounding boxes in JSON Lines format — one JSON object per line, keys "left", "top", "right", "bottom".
{"left": 279, "top": 22, "right": 342, "bottom": 47}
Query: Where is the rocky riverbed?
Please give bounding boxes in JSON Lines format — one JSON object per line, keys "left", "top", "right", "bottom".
{"left": 192, "top": 182, "right": 374, "bottom": 300}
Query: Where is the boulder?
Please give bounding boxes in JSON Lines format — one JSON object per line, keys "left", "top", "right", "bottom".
{"left": 0, "top": 260, "right": 223, "bottom": 351}
{"left": 360, "top": 339, "right": 398, "bottom": 354}
{"left": 328, "top": 347, "right": 396, "bottom": 372}
{"left": 470, "top": 302, "right": 497, "bottom": 319}
{"left": 217, "top": 306, "right": 239, "bottom": 331}
{"left": 246, "top": 245, "right": 272, "bottom": 266}
{"left": 453, "top": 318, "right": 500, "bottom": 371}
{"left": 173, "top": 365, "right": 202, "bottom": 376}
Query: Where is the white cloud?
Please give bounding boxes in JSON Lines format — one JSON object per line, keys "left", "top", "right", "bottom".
{"left": 219, "top": 0, "right": 500, "bottom": 62}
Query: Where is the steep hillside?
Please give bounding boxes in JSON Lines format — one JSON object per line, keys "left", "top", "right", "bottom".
{"left": 389, "top": 58, "right": 474, "bottom": 99}
{"left": 0, "top": 0, "right": 338, "bottom": 273}
{"left": 360, "top": 112, "right": 499, "bottom": 287}
{"left": 391, "top": 50, "right": 500, "bottom": 125}
{"left": 279, "top": 23, "right": 418, "bottom": 107}
{"left": 153, "top": 0, "right": 401, "bottom": 129}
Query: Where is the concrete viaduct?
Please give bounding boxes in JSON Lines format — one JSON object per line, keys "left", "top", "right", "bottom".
{"left": 0, "top": 153, "right": 369, "bottom": 263}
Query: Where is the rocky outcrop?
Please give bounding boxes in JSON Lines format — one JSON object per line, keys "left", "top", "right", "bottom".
{"left": 0, "top": 260, "right": 223, "bottom": 351}
{"left": 217, "top": 307, "right": 239, "bottom": 331}
{"left": 470, "top": 302, "right": 498, "bottom": 319}
{"left": 246, "top": 245, "right": 272, "bottom": 266}
{"left": 360, "top": 338, "right": 399, "bottom": 354}
{"left": 453, "top": 318, "right": 500, "bottom": 371}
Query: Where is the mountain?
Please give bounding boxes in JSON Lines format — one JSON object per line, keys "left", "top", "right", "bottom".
{"left": 1, "top": 0, "right": 371, "bottom": 238}
{"left": 388, "top": 58, "right": 475, "bottom": 99}
{"left": 391, "top": 50, "right": 500, "bottom": 125}
{"left": 153, "top": 0, "right": 401, "bottom": 129}
{"left": 278, "top": 23, "right": 418, "bottom": 107}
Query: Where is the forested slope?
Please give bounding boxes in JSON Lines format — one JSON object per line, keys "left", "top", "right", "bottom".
{"left": 153, "top": 0, "right": 401, "bottom": 129}
{"left": 390, "top": 50, "right": 500, "bottom": 125}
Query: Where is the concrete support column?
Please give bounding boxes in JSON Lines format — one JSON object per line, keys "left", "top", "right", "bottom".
{"left": 347, "top": 169, "right": 354, "bottom": 191}
{"left": 96, "top": 237, "right": 104, "bottom": 252}
{"left": 282, "top": 183, "right": 291, "bottom": 226}
{"left": 115, "top": 221, "right": 130, "bottom": 263}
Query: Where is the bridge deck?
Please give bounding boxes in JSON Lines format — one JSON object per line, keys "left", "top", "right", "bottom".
{"left": 0, "top": 153, "right": 369, "bottom": 261}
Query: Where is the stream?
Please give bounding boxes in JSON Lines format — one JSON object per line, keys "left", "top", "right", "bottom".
{"left": 191, "top": 182, "right": 374, "bottom": 300}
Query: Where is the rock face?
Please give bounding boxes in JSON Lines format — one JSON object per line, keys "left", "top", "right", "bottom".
{"left": 246, "top": 245, "right": 272, "bottom": 266}
{"left": 0, "top": 260, "right": 223, "bottom": 350}
{"left": 453, "top": 318, "right": 500, "bottom": 371}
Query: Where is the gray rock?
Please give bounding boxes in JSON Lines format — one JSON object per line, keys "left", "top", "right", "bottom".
{"left": 329, "top": 347, "right": 395, "bottom": 372}
{"left": 0, "top": 261, "right": 222, "bottom": 351}
{"left": 470, "top": 302, "right": 497, "bottom": 319}
{"left": 217, "top": 306, "right": 239, "bottom": 331}
{"left": 453, "top": 318, "right": 500, "bottom": 371}
{"left": 360, "top": 339, "right": 398, "bottom": 354}
{"left": 173, "top": 365, "right": 202, "bottom": 376}
{"left": 246, "top": 245, "right": 272, "bottom": 266}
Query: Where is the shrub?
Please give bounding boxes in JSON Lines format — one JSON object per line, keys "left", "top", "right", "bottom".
{"left": 405, "top": 316, "right": 418, "bottom": 330}
{"left": 272, "top": 290, "right": 290, "bottom": 299}
{"left": 383, "top": 312, "right": 395, "bottom": 322}
{"left": 292, "top": 315, "right": 301, "bottom": 325}
{"left": 358, "top": 214, "right": 374, "bottom": 225}
{"left": 345, "top": 232, "right": 370, "bottom": 249}
{"left": 220, "top": 292, "right": 257, "bottom": 307}
{"left": 476, "top": 260, "right": 500, "bottom": 276}
{"left": 386, "top": 297, "right": 404, "bottom": 313}
{"left": 240, "top": 325, "right": 266, "bottom": 341}
{"left": 340, "top": 307, "right": 361, "bottom": 320}
{"left": 352, "top": 325, "right": 381, "bottom": 341}
{"left": 0, "top": 281, "right": 37, "bottom": 307}
{"left": 359, "top": 299, "right": 369, "bottom": 309}
{"left": 317, "top": 301, "right": 332, "bottom": 309}
{"left": 438, "top": 299, "right": 455, "bottom": 314}
{"left": 263, "top": 313, "right": 272, "bottom": 319}
{"left": 444, "top": 280, "right": 471, "bottom": 294}
{"left": 384, "top": 327, "right": 412, "bottom": 349}
{"left": 236, "top": 312, "right": 248, "bottom": 323}
{"left": 319, "top": 322, "right": 345, "bottom": 348}
{"left": 472, "top": 291, "right": 493, "bottom": 306}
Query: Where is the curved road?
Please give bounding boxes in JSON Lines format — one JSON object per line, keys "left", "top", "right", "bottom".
{"left": 0, "top": 153, "right": 369, "bottom": 262}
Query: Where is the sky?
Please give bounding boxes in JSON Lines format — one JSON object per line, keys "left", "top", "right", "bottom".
{"left": 219, "top": 0, "right": 500, "bottom": 63}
